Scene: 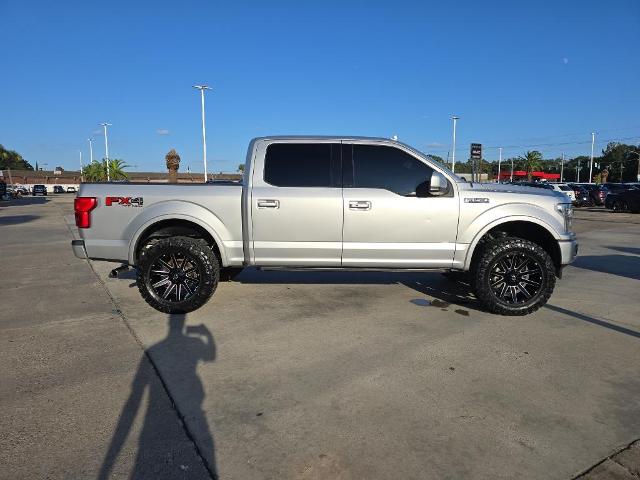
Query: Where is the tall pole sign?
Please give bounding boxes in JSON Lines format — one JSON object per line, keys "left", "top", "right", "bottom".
{"left": 470, "top": 143, "right": 482, "bottom": 182}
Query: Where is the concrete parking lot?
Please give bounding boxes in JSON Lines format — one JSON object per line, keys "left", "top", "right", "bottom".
{"left": 1, "top": 195, "right": 639, "bottom": 479}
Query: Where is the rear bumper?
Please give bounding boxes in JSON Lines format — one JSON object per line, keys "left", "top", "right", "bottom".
{"left": 559, "top": 237, "right": 578, "bottom": 265}
{"left": 71, "top": 239, "right": 88, "bottom": 259}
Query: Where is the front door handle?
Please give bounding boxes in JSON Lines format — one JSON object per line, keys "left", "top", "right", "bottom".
{"left": 257, "top": 199, "right": 280, "bottom": 209}
{"left": 349, "top": 200, "right": 372, "bottom": 211}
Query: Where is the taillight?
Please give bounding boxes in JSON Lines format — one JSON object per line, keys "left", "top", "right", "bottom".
{"left": 74, "top": 197, "right": 97, "bottom": 228}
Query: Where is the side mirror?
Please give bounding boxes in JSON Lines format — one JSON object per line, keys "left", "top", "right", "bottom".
{"left": 429, "top": 171, "right": 449, "bottom": 196}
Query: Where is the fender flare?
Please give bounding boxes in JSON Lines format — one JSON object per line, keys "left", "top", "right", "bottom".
{"left": 462, "top": 215, "right": 561, "bottom": 270}
{"left": 127, "top": 205, "right": 230, "bottom": 266}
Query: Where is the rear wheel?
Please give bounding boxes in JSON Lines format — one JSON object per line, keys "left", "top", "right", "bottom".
{"left": 472, "top": 237, "right": 555, "bottom": 316}
{"left": 137, "top": 236, "right": 219, "bottom": 314}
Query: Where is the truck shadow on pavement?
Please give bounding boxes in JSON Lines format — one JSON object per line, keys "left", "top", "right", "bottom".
{"left": 0, "top": 214, "right": 40, "bottom": 225}
{"left": 1, "top": 197, "right": 48, "bottom": 206}
{"left": 98, "top": 314, "right": 218, "bottom": 480}
{"left": 570, "top": 254, "right": 640, "bottom": 281}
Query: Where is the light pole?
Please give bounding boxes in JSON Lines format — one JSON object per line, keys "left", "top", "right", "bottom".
{"left": 100, "top": 123, "right": 112, "bottom": 182}
{"left": 589, "top": 132, "right": 595, "bottom": 183}
{"left": 560, "top": 153, "right": 564, "bottom": 182}
{"left": 510, "top": 156, "right": 514, "bottom": 182}
{"left": 193, "top": 85, "right": 212, "bottom": 182}
{"left": 497, "top": 147, "right": 502, "bottom": 183}
{"left": 79, "top": 150, "right": 84, "bottom": 180}
{"left": 88, "top": 138, "right": 94, "bottom": 163}
{"left": 450, "top": 116, "right": 459, "bottom": 174}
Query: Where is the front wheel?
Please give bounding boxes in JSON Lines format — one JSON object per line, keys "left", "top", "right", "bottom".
{"left": 472, "top": 237, "right": 556, "bottom": 316}
{"left": 137, "top": 236, "right": 219, "bottom": 314}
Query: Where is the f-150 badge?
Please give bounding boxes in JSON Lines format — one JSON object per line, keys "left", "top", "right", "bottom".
{"left": 105, "top": 196, "right": 144, "bottom": 207}
{"left": 464, "top": 197, "right": 489, "bottom": 203}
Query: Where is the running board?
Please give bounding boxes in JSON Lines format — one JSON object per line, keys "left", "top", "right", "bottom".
{"left": 257, "top": 266, "right": 453, "bottom": 273}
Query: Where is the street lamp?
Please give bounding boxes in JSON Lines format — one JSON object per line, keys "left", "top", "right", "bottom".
{"left": 589, "top": 132, "right": 596, "bottom": 183}
{"left": 193, "top": 85, "right": 212, "bottom": 182}
{"left": 88, "top": 138, "right": 94, "bottom": 163}
{"left": 497, "top": 147, "right": 502, "bottom": 183}
{"left": 100, "top": 123, "right": 112, "bottom": 182}
{"left": 450, "top": 116, "right": 459, "bottom": 174}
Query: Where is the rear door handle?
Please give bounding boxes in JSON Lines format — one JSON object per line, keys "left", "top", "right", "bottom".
{"left": 257, "top": 199, "right": 280, "bottom": 209}
{"left": 349, "top": 200, "right": 371, "bottom": 211}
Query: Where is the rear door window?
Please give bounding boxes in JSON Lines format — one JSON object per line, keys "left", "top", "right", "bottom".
{"left": 264, "top": 143, "right": 339, "bottom": 187}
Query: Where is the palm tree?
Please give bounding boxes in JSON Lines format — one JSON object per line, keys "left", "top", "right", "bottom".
{"left": 517, "top": 150, "right": 543, "bottom": 181}
{"left": 83, "top": 159, "right": 129, "bottom": 182}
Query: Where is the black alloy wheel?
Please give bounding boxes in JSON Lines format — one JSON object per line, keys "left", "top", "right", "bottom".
{"left": 137, "top": 236, "right": 219, "bottom": 313}
{"left": 488, "top": 252, "right": 543, "bottom": 305}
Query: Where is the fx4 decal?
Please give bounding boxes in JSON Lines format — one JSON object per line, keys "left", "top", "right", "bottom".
{"left": 105, "top": 196, "right": 144, "bottom": 207}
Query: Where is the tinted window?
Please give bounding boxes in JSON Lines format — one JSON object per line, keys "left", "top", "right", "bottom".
{"left": 558, "top": 185, "right": 572, "bottom": 191}
{"left": 352, "top": 145, "right": 433, "bottom": 196}
{"left": 264, "top": 143, "right": 336, "bottom": 187}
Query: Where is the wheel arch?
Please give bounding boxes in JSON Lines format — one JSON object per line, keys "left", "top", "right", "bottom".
{"left": 464, "top": 218, "right": 562, "bottom": 274}
{"left": 129, "top": 215, "right": 226, "bottom": 266}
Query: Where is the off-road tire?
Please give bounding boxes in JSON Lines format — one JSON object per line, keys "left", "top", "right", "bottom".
{"left": 137, "top": 236, "right": 219, "bottom": 314}
{"left": 472, "top": 236, "right": 555, "bottom": 316}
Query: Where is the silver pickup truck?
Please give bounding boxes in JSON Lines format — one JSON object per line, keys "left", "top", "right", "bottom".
{"left": 72, "top": 136, "right": 578, "bottom": 315}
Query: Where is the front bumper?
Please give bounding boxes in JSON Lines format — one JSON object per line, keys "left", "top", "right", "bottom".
{"left": 559, "top": 236, "right": 579, "bottom": 265}
{"left": 71, "top": 239, "right": 88, "bottom": 259}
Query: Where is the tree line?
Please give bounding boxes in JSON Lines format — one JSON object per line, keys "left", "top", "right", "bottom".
{"left": 428, "top": 142, "right": 640, "bottom": 183}
{"left": 0, "top": 144, "right": 34, "bottom": 170}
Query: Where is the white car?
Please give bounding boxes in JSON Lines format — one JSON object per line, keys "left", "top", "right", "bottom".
{"left": 548, "top": 183, "right": 576, "bottom": 202}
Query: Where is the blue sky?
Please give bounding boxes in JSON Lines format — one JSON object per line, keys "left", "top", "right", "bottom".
{"left": 1, "top": 0, "right": 639, "bottom": 173}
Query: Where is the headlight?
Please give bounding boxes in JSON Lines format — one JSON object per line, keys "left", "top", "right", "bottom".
{"left": 556, "top": 203, "right": 573, "bottom": 232}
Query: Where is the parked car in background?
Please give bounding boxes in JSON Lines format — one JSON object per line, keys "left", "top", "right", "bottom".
{"left": 568, "top": 184, "right": 593, "bottom": 207}
{"left": 605, "top": 188, "right": 640, "bottom": 213}
{"left": 66, "top": 186, "right": 77, "bottom": 193}
{"left": 602, "top": 183, "right": 639, "bottom": 193}
{"left": 32, "top": 185, "right": 48, "bottom": 196}
{"left": 547, "top": 183, "right": 576, "bottom": 202}
{"left": 14, "top": 186, "right": 29, "bottom": 196}
{"left": 576, "top": 183, "right": 607, "bottom": 206}
{"left": 53, "top": 186, "right": 66, "bottom": 194}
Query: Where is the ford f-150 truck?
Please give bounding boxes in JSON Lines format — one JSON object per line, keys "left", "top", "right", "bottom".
{"left": 72, "top": 136, "right": 578, "bottom": 315}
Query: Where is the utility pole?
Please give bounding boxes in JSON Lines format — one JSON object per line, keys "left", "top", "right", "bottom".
{"left": 576, "top": 159, "right": 581, "bottom": 183}
{"left": 560, "top": 154, "right": 564, "bottom": 182}
{"left": 100, "top": 123, "right": 111, "bottom": 182}
{"left": 510, "top": 157, "right": 514, "bottom": 182}
{"left": 450, "top": 116, "right": 459, "bottom": 174}
{"left": 193, "top": 85, "right": 212, "bottom": 182}
{"left": 497, "top": 147, "right": 502, "bottom": 183}
{"left": 589, "top": 132, "right": 595, "bottom": 183}
{"left": 79, "top": 151, "right": 84, "bottom": 180}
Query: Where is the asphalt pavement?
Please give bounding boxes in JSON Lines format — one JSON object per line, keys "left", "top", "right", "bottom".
{"left": 1, "top": 195, "right": 639, "bottom": 479}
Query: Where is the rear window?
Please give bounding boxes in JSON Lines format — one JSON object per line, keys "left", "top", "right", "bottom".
{"left": 264, "top": 143, "right": 337, "bottom": 187}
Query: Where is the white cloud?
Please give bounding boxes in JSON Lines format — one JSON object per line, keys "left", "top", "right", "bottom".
{"left": 426, "top": 142, "right": 445, "bottom": 148}
{"left": 157, "top": 129, "right": 170, "bottom": 135}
